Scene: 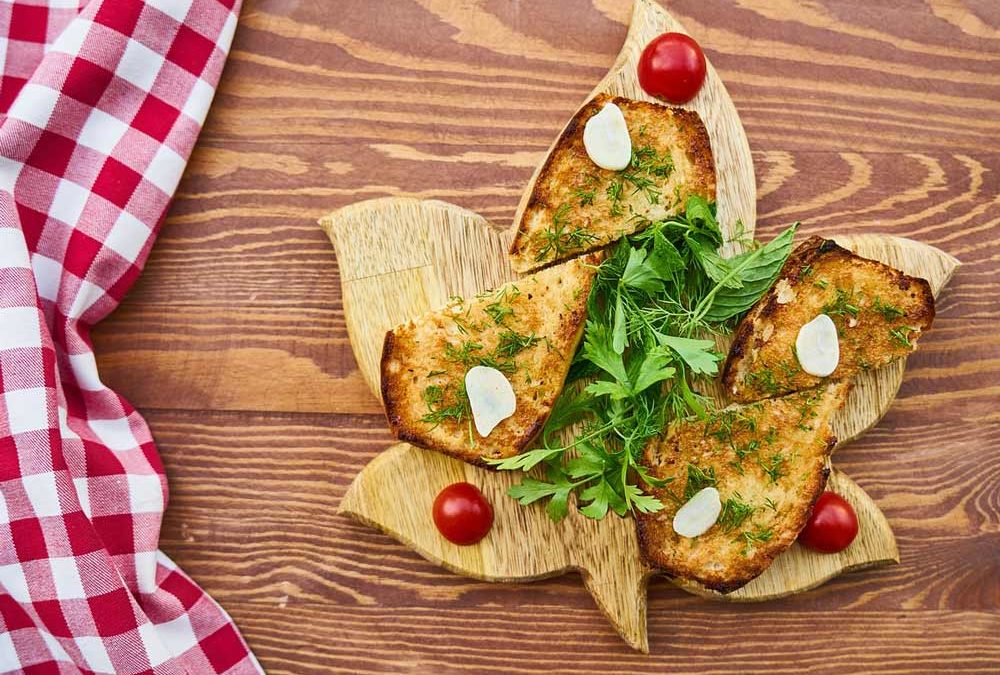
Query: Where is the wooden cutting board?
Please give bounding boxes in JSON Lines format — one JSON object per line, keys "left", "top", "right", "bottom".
{"left": 317, "top": 0, "right": 960, "bottom": 654}
{"left": 319, "top": 198, "right": 957, "bottom": 653}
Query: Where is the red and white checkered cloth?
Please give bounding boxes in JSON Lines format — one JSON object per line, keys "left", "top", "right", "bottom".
{"left": 0, "top": 1, "right": 262, "bottom": 672}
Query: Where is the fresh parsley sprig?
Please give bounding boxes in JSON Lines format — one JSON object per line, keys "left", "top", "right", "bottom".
{"left": 489, "top": 196, "right": 797, "bottom": 522}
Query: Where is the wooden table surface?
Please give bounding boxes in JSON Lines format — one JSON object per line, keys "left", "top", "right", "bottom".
{"left": 92, "top": 1, "right": 999, "bottom": 672}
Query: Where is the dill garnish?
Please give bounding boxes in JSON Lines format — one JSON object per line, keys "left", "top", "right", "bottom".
{"left": 738, "top": 526, "right": 774, "bottom": 554}
{"left": 534, "top": 203, "right": 598, "bottom": 262}
{"left": 684, "top": 464, "right": 718, "bottom": 500}
{"left": 420, "top": 384, "right": 467, "bottom": 427}
{"left": 718, "top": 493, "right": 756, "bottom": 531}
{"left": 890, "top": 326, "right": 916, "bottom": 348}
{"left": 873, "top": 296, "right": 905, "bottom": 321}
{"left": 443, "top": 340, "right": 483, "bottom": 368}
{"left": 495, "top": 330, "right": 540, "bottom": 359}
{"left": 823, "top": 288, "right": 860, "bottom": 319}
{"left": 758, "top": 452, "right": 787, "bottom": 483}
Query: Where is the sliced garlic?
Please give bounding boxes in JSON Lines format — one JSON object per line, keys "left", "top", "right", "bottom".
{"left": 672, "top": 487, "right": 722, "bottom": 538}
{"left": 583, "top": 102, "right": 632, "bottom": 171}
{"left": 465, "top": 366, "right": 516, "bottom": 438}
{"left": 795, "top": 313, "right": 840, "bottom": 377}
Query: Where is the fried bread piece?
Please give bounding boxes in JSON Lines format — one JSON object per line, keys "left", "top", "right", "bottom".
{"left": 723, "top": 236, "right": 935, "bottom": 402}
{"left": 381, "top": 254, "right": 600, "bottom": 466}
{"left": 509, "top": 93, "right": 715, "bottom": 272}
{"left": 635, "top": 382, "right": 850, "bottom": 592}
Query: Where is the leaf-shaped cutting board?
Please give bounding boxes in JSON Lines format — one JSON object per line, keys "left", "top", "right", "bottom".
{"left": 318, "top": 0, "right": 961, "bottom": 654}
{"left": 321, "top": 198, "right": 958, "bottom": 652}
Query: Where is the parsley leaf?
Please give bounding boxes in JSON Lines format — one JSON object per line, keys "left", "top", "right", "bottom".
{"left": 657, "top": 334, "right": 722, "bottom": 376}
{"left": 582, "top": 320, "right": 629, "bottom": 384}
{"left": 492, "top": 198, "right": 798, "bottom": 523}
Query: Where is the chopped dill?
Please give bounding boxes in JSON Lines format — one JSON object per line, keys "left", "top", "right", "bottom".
{"left": 823, "top": 288, "right": 860, "bottom": 318}
{"left": 484, "top": 302, "right": 514, "bottom": 325}
{"left": 747, "top": 368, "right": 781, "bottom": 396}
{"left": 718, "top": 493, "right": 756, "bottom": 531}
{"left": 873, "top": 297, "right": 906, "bottom": 321}
{"left": 495, "top": 329, "right": 540, "bottom": 359}
{"left": 420, "top": 383, "right": 467, "bottom": 428}
{"left": 684, "top": 464, "right": 717, "bottom": 500}
{"left": 890, "top": 326, "right": 916, "bottom": 348}
{"left": 443, "top": 340, "right": 483, "bottom": 368}
{"left": 534, "top": 203, "right": 598, "bottom": 262}
{"left": 738, "top": 526, "right": 774, "bottom": 554}
{"left": 758, "top": 452, "right": 787, "bottom": 483}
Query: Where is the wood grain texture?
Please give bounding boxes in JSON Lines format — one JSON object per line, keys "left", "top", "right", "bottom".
{"left": 89, "top": 0, "right": 1000, "bottom": 672}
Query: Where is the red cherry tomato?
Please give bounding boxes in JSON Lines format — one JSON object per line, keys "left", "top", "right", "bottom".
{"left": 798, "top": 492, "right": 859, "bottom": 553}
{"left": 432, "top": 482, "right": 494, "bottom": 545}
{"left": 637, "top": 32, "right": 707, "bottom": 104}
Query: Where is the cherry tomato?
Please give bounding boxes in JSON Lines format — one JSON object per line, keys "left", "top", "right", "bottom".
{"left": 432, "top": 482, "right": 494, "bottom": 545}
{"left": 798, "top": 492, "right": 859, "bottom": 553}
{"left": 637, "top": 32, "right": 707, "bottom": 104}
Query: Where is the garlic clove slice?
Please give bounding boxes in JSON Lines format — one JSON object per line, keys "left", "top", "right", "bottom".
{"left": 583, "top": 102, "right": 632, "bottom": 171}
{"left": 795, "top": 313, "right": 840, "bottom": 377}
{"left": 465, "top": 365, "right": 517, "bottom": 438}
{"left": 673, "top": 487, "right": 722, "bottom": 538}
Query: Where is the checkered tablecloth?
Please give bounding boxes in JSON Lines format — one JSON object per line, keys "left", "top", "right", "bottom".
{"left": 0, "top": 1, "right": 261, "bottom": 672}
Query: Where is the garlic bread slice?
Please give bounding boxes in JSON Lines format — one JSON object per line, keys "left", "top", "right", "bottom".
{"left": 636, "top": 382, "right": 850, "bottom": 593}
{"left": 722, "top": 236, "right": 935, "bottom": 403}
{"left": 509, "top": 93, "right": 715, "bottom": 273}
{"left": 381, "top": 254, "right": 600, "bottom": 465}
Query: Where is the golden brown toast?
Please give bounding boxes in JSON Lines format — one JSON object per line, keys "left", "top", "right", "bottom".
{"left": 508, "top": 93, "right": 716, "bottom": 273}
{"left": 380, "top": 254, "right": 600, "bottom": 466}
{"left": 722, "top": 236, "right": 935, "bottom": 403}
{"left": 635, "top": 381, "right": 850, "bottom": 593}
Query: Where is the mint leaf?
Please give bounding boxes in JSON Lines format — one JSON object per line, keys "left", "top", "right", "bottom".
{"left": 684, "top": 195, "right": 722, "bottom": 245}
{"left": 702, "top": 224, "right": 798, "bottom": 322}
{"left": 621, "top": 247, "right": 662, "bottom": 293}
{"left": 657, "top": 334, "right": 722, "bottom": 376}
{"left": 649, "top": 232, "right": 684, "bottom": 278}
{"left": 687, "top": 237, "right": 742, "bottom": 289}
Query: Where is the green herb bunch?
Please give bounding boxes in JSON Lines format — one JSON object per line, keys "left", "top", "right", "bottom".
{"left": 488, "top": 196, "right": 798, "bottom": 522}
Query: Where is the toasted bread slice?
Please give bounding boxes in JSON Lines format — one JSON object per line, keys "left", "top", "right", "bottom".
{"left": 381, "top": 254, "right": 600, "bottom": 466}
{"left": 635, "top": 381, "right": 850, "bottom": 593}
{"left": 722, "top": 236, "right": 935, "bottom": 403}
{"left": 508, "top": 93, "right": 715, "bottom": 273}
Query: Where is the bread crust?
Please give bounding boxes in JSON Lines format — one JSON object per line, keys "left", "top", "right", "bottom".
{"left": 509, "top": 94, "right": 716, "bottom": 272}
{"left": 635, "top": 382, "right": 850, "bottom": 592}
{"left": 380, "top": 254, "right": 601, "bottom": 466}
{"left": 722, "top": 236, "right": 935, "bottom": 402}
